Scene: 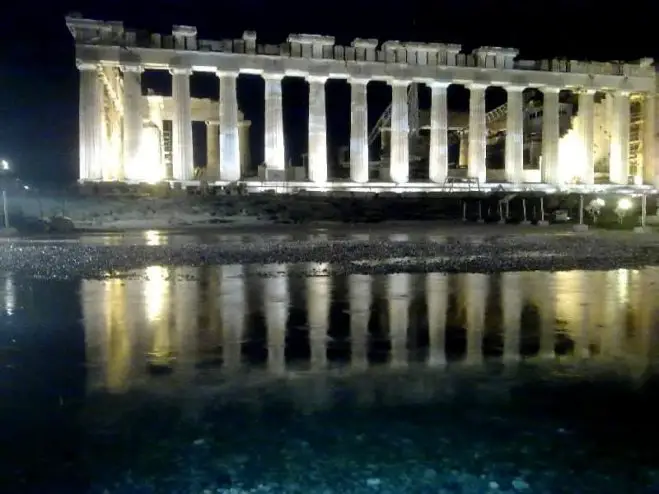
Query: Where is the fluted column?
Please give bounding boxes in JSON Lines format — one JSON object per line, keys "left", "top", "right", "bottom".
{"left": 505, "top": 85, "right": 525, "bottom": 184}
{"left": 609, "top": 90, "right": 631, "bottom": 184}
{"left": 389, "top": 80, "right": 410, "bottom": 184}
{"left": 170, "top": 67, "right": 194, "bottom": 181}
{"left": 205, "top": 122, "right": 219, "bottom": 180}
{"left": 217, "top": 70, "right": 241, "bottom": 182}
{"left": 77, "top": 62, "right": 103, "bottom": 181}
{"left": 467, "top": 83, "right": 487, "bottom": 183}
{"left": 428, "top": 82, "right": 450, "bottom": 183}
{"left": 458, "top": 133, "right": 468, "bottom": 167}
{"left": 307, "top": 76, "right": 329, "bottom": 183}
{"left": 120, "top": 64, "right": 143, "bottom": 182}
{"left": 541, "top": 87, "right": 560, "bottom": 185}
{"left": 350, "top": 78, "right": 369, "bottom": 183}
{"left": 264, "top": 73, "right": 286, "bottom": 175}
{"left": 643, "top": 92, "right": 657, "bottom": 186}
{"left": 578, "top": 90, "right": 596, "bottom": 185}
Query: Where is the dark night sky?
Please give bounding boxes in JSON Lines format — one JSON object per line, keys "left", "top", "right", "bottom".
{"left": 0, "top": 0, "right": 655, "bottom": 183}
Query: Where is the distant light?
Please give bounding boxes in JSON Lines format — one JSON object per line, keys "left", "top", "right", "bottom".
{"left": 23, "top": 185, "right": 29, "bottom": 190}
{"left": 617, "top": 198, "right": 633, "bottom": 211}
{"left": 1, "top": 160, "right": 8, "bottom": 171}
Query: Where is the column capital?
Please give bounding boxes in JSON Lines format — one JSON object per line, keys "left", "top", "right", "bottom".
{"left": 504, "top": 84, "right": 526, "bottom": 92}
{"left": 467, "top": 82, "right": 489, "bottom": 90}
{"left": 121, "top": 64, "right": 144, "bottom": 73}
{"left": 428, "top": 81, "right": 451, "bottom": 89}
{"left": 263, "top": 72, "right": 285, "bottom": 81}
{"left": 389, "top": 79, "right": 411, "bottom": 87}
{"left": 169, "top": 66, "right": 193, "bottom": 76}
{"left": 307, "top": 75, "right": 329, "bottom": 84}
{"left": 348, "top": 77, "right": 370, "bottom": 85}
{"left": 216, "top": 69, "right": 239, "bottom": 78}
{"left": 76, "top": 60, "right": 99, "bottom": 71}
{"left": 540, "top": 86, "right": 561, "bottom": 94}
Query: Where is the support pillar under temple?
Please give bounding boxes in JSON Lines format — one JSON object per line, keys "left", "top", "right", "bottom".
{"left": 609, "top": 91, "right": 631, "bottom": 185}
{"left": 307, "top": 76, "right": 328, "bottom": 183}
{"left": 170, "top": 67, "right": 194, "bottom": 181}
{"left": 578, "top": 90, "right": 596, "bottom": 185}
{"left": 467, "top": 83, "right": 487, "bottom": 184}
{"left": 505, "top": 85, "right": 525, "bottom": 184}
{"left": 217, "top": 71, "right": 241, "bottom": 182}
{"left": 428, "top": 82, "right": 450, "bottom": 184}
{"left": 264, "top": 73, "right": 286, "bottom": 175}
{"left": 389, "top": 80, "right": 410, "bottom": 184}
{"left": 350, "top": 78, "right": 369, "bottom": 183}
{"left": 121, "top": 64, "right": 143, "bottom": 182}
{"left": 206, "top": 122, "right": 219, "bottom": 180}
{"left": 541, "top": 87, "right": 560, "bottom": 185}
{"left": 77, "top": 62, "right": 103, "bottom": 181}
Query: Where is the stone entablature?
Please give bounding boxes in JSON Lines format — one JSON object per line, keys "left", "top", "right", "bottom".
{"left": 66, "top": 15, "right": 656, "bottom": 92}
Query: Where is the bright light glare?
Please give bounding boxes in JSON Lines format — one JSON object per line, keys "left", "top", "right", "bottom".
{"left": 617, "top": 198, "right": 633, "bottom": 211}
{"left": 594, "top": 198, "right": 605, "bottom": 207}
{"left": 138, "top": 126, "right": 165, "bottom": 183}
{"left": 1, "top": 160, "right": 9, "bottom": 171}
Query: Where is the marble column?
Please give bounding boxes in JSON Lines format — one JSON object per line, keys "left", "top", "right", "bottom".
{"left": 467, "top": 83, "right": 487, "bottom": 183}
{"left": 578, "top": 90, "right": 596, "bottom": 185}
{"left": 217, "top": 70, "right": 241, "bottom": 182}
{"left": 505, "top": 85, "right": 525, "bottom": 184}
{"left": 264, "top": 73, "right": 286, "bottom": 176}
{"left": 609, "top": 91, "right": 631, "bottom": 184}
{"left": 643, "top": 92, "right": 657, "bottom": 186}
{"left": 170, "top": 67, "right": 194, "bottom": 181}
{"left": 389, "top": 80, "right": 410, "bottom": 184}
{"left": 121, "top": 64, "right": 143, "bottom": 182}
{"left": 77, "top": 62, "right": 103, "bottom": 181}
{"left": 307, "top": 76, "right": 329, "bottom": 183}
{"left": 541, "top": 87, "right": 560, "bottom": 185}
{"left": 206, "top": 122, "right": 219, "bottom": 180}
{"left": 350, "top": 78, "right": 369, "bottom": 183}
{"left": 428, "top": 82, "right": 450, "bottom": 184}
{"left": 458, "top": 132, "right": 468, "bottom": 168}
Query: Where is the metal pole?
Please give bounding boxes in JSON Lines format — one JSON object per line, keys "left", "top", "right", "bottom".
{"left": 478, "top": 201, "right": 482, "bottom": 221}
{"left": 579, "top": 194, "right": 584, "bottom": 225}
{"left": 522, "top": 199, "right": 527, "bottom": 222}
{"left": 641, "top": 193, "right": 647, "bottom": 228}
{"left": 2, "top": 190, "right": 9, "bottom": 229}
{"left": 462, "top": 200, "right": 467, "bottom": 221}
{"left": 540, "top": 197, "right": 545, "bottom": 222}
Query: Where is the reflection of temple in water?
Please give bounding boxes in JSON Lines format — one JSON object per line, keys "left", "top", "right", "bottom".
{"left": 79, "top": 258, "right": 659, "bottom": 399}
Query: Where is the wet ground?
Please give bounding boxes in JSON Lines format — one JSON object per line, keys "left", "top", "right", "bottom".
{"left": 1, "top": 227, "right": 659, "bottom": 493}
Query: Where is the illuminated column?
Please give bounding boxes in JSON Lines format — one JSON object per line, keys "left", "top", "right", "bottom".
{"left": 263, "top": 264, "right": 288, "bottom": 374}
{"left": 505, "top": 85, "right": 525, "bottom": 184}
{"left": 220, "top": 265, "right": 245, "bottom": 371}
{"left": 643, "top": 92, "right": 657, "bottom": 186}
{"left": 578, "top": 90, "right": 596, "bottom": 185}
{"left": 609, "top": 90, "right": 631, "bottom": 184}
{"left": 170, "top": 67, "right": 194, "bottom": 180}
{"left": 467, "top": 83, "right": 487, "bottom": 183}
{"left": 458, "top": 132, "right": 468, "bottom": 168}
{"left": 389, "top": 80, "right": 410, "bottom": 184}
{"left": 428, "top": 82, "right": 450, "bottom": 183}
{"left": 501, "top": 272, "right": 522, "bottom": 363}
{"left": 541, "top": 87, "right": 560, "bottom": 185}
{"left": 465, "top": 273, "right": 487, "bottom": 364}
{"left": 349, "top": 273, "right": 372, "bottom": 370}
{"left": 264, "top": 73, "right": 286, "bottom": 175}
{"left": 77, "top": 62, "right": 103, "bottom": 180}
{"left": 307, "top": 76, "right": 329, "bottom": 183}
{"left": 349, "top": 78, "right": 369, "bottom": 183}
{"left": 426, "top": 273, "right": 448, "bottom": 367}
{"left": 217, "top": 70, "right": 241, "bottom": 182}
{"left": 307, "top": 263, "right": 330, "bottom": 370}
{"left": 120, "top": 64, "right": 143, "bottom": 182}
{"left": 388, "top": 273, "right": 410, "bottom": 367}
{"left": 205, "top": 122, "right": 219, "bottom": 180}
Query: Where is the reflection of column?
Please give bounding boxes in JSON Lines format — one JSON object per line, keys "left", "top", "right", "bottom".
{"left": 264, "top": 73, "right": 286, "bottom": 174}
{"left": 104, "top": 279, "right": 131, "bottom": 393}
{"left": 465, "top": 273, "right": 487, "bottom": 364}
{"left": 307, "top": 263, "right": 330, "bottom": 370}
{"left": 218, "top": 70, "right": 241, "bottom": 181}
{"left": 206, "top": 122, "right": 219, "bottom": 180}
{"left": 388, "top": 273, "right": 410, "bottom": 367}
{"left": 609, "top": 91, "right": 631, "bottom": 184}
{"left": 538, "top": 272, "right": 555, "bottom": 359}
{"left": 541, "top": 87, "right": 560, "bottom": 185}
{"left": 426, "top": 273, "right": 448, "bottom": 367}
{"left": 505, "top": 85, "right": 525, "bottom": 184}
{"left": 467, "top": 83, "right": 487, "bottom": 183}
{"left": 390, "top": 80, "right": 410, "bottom": 184}
{"left": 643, "top": 92, "right": 657, "bottom": 186}
{"left": 263, "top": 264, "right": 288, "bottom": 374}
{"left": 220, "top": 265, "right": 245, "bottom": 371}
{"left": 171, "top": 67, "right": 194, "bottom": 180}
{"left": 349, "top": 274, "right": 372, "bottom": 370}
{"left": 578, "top": 90, "right": 596, "bottom": 185}
{"left": 77, "top": 62, "right": 103, "bottom": 180}
{"left": 429, "top": 82, "right": 450, "bottom": 183}
{"left": 174, "top": 267, "right": 199, "bottom": 379}
{"left": 145, "top": 267, "right": 173, "bottom": 371}
{"left": 350, "top": 78, "right": 369, "bottom": 183}
{"left": 307, "top": 76, "right": 329, "bottom": 183}
{"left": 501, "top": 272, "right": 522, "bottom": 362}
{"left": 121, "top": 64, "right": 143, "bottom": 182}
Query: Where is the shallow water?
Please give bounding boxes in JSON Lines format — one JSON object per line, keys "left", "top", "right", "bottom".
{"left": 2, "top": 230, "right": 659, "bottom": 493}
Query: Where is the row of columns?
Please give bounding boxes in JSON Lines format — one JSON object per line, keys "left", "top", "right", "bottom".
{"left": 78, "top": 61, "right": 648, "bottom": 186}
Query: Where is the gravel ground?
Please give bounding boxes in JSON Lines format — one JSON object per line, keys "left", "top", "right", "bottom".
{"left": 1, "top": 230, "right": 659, "bottom": 280}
